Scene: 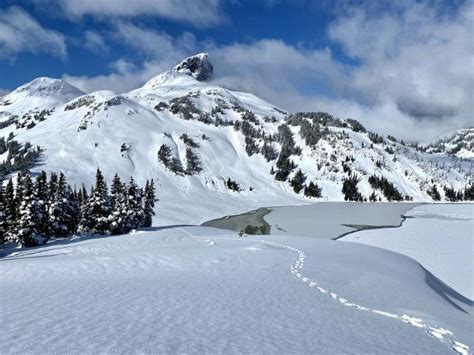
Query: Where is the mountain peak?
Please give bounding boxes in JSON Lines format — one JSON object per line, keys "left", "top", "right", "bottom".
{"left": 10, "top": 77, "right": 85, "bottom": 99}
{"left": 172, "top": 53, "right": 213, "bottom": 81}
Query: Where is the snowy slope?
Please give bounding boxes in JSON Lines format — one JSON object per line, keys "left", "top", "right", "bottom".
{"left": 425, "top": 128, "right": 474, "bottom": 159}
{"left": 1, "top": 226, "right": 472, "bottom": 354}
{"left": 341, "top": 204, "right": 474, "bottom": 300}
{"left": 0, "top": 54, "right": 472, "bottom": 224}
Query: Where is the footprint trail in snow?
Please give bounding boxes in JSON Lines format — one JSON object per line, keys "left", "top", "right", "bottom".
{"left": 178, "top": 228, "right": 471, "bottom": 355}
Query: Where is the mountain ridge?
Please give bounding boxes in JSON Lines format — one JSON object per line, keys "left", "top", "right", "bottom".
{"left": 0, "top": 54, "right": 472, "bottom": 224}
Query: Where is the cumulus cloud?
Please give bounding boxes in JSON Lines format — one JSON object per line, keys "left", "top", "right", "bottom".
{"left": 63, "top": 23, "right": 199, "bottom": 92}
{"left": 62, "top": 1, "right": 473, "bottom": 141}
{"left": 328, "top": 1, "right": 473, "bottom": 125}
{"left": 35, "top": 0, "right": 225, "bottom": 26}
{"left": 83, "top": 31, "right": 109, "bottom": 54}
{"left": 0, "top": 6, "right": 67, "bottom": 59}
{"left": 0, "top": 88, "right": 10, "bottom": 97}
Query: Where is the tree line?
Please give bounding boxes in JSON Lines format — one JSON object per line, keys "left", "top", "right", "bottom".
{"left": 0, "top": 169, "right": 156, "bottom": 248}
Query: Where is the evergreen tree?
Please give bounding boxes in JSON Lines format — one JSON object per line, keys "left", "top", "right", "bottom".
{"left": 109, "top": 174, "right": 127, "bottom": 235}
{"left": 245, "top": 136, "right": 259, "bottom": 156}
{"left": 15, "top": 174, "right": 46, "bottom": 247}
{"left": 66, "top": 184, "right": 81, "bottom": 233}
{"left": 443, "top": 186, "right": 457, "bottom": 202}
{"left": 0, "top": 181, "right": 5, "bottom": 245}
{"left": 34, "top": 171, "right": 49, "bottom": 236}
{"left": 185, "top": 148, "right": 202, "bottom": 175}
{"left": 78, "top": 184, "right": 89, "bottom": 205}
{"left": 143, "top": 179, "right": 156, "bottom": 228}
{"left": 158, "top": 144, "right": 172, "bottom": 166}
{"left": 48, "top": 181, "right": 80, "bottom": 238}
{"left": 290, "top": 169, "right": 306, "bottom": 194}
{"left": 262, "top": 139, "right": 278, "bottom": 161}
{"left": 369, "top": 190, "right": 378, "bottom": 202}
{"left": 427, "top": 184, "right": 441, "bottom": 201}
{"left": 78, "top": 168, "right": 111, "bottom": 234}
{"left": 342, "top": 173, "right": 364, "bottom": 201}
{"left": 123, "top": 177, "right": 143, "bottom": 232}
{"left": 48, "top": 172, "right": 58, "bottom": 203}
{"left": 463, "top": 183, "right": 474, "bottom": 201}
{"left": 304, "top": 181, "right": 322, "bottom": 198}
{"left": 3, "top": 178, "right": 16, "bottom": 242}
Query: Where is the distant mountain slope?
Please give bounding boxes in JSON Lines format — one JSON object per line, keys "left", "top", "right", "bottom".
{"left": 0, "top": 54, "right": 472, "bottom": 224}
{"left": 424, "top": 128, "right": 474, "bottom": 159}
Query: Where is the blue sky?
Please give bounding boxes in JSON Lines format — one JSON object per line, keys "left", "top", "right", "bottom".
{"left": 0, "top": 1, "right": 343, "bottom": 89}
{"left": 0, "top": 0, "right": 472, "bottom": 139}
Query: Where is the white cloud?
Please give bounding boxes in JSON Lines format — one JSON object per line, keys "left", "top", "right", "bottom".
{"left": 83, "top": 31, "right": 109, "bottom": 54}
{"left": 0, "top": 6, "right": 67, "bottom": 59}
{"left": 38, "top": 0, "right": 225, "bottom": 26}
{"left": 0, "top": 88, "right": 10, "bottom": 97}
{"left": 328, "top": 1, "right": 473, "bottom": 124}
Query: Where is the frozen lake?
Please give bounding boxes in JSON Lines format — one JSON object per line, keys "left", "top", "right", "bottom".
{"left": 342, "top": 204, "right": 474, "bottom": 300}
{"left": 204, "top": 202, "right": 420, "bottom": 239}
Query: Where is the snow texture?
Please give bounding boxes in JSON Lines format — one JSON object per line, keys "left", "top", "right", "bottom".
{"left": 341, "top": 203, "right": 474, "bottom": 300}
{"left": 1, "top": 225, "right": 472, "bottom": 354}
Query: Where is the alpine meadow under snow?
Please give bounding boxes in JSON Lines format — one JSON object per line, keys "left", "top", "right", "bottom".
{"left": 1, "top": 53, "right": 473, "bottom": 355}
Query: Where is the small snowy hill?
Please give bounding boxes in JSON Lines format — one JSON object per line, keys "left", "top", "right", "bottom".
{"left": 0, "top": 54, "right": 472, "bottom": 224}
{"left": 424, "top": 128, "right": 474, "bottom": 159}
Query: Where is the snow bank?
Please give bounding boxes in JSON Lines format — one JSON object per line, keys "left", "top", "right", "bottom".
{"left": 342, "top": 204, "right": 474, "bottom": 300}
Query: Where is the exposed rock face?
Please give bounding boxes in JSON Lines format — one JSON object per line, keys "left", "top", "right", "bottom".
{"left": 173, "top": 53, "right": 213, "bottom": 81}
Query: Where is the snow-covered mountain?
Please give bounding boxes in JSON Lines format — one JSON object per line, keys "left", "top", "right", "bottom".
{"left": 0, "top": 53, "right": 472, "bottom": 224}
{"left": 424, "top": 128, "right": 474, "bottom": 159}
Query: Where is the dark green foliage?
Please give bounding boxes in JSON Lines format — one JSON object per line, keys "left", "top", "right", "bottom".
{"left": 158, "top": 144, "right": 185, "bottom": 175}
{"left": 261, "top": 139, "right": 278, "bottom": 161}
{"left": 78, "top": 168, "right": 111, "bottom": 234}
{"left": 169, "top": 96, "right": 200, "bottom": 120}
{"left": 241, "top": 111, "right": 259, "bottom": 125}
{"left": 170, "top": 157, "right": 185, "bottom": 175}
{"left": 275, "top": 153, "right": 296, "bottom": 181}
{"left": 225, "top": 178, "right": 241, "bottom": 192}
{"left": 241, "top": 224, "right": 267, "bottom": 235}
{"left": 368, "top": 132, "right": 384, "bottom": 144}
{"left": 290, "top": 169, "right": 306, "bottom": 194}
{"left": 464, "top": 183, "right": 474, "bottom": 200}
{"left": 158, "top": 144, "right": 172, "bottom": 166}
{"left": 346, "top": 119, "right": 366, "bottom": 133}
{"left": 154, "top": 102, "right": 169, "bottom": 111}
{"left": 286, "top": 112, "right": 346, "bottom": 128}
{"left": 427, "top": 185, "right": 441, "bottom": 201}
{"left": 0, "top": 138, "right": 43, "bottom": 177}
{"left": 304, "top": 181, "right": 322, "bottom": 198}
{"left": 443, "top": 186, "right": 458, "bottom": 202}
{"left": 185, "top": 148, "right": 203, "bottom": 175}
{"left": 368, "top": 175, "right": 404, "bottom": 201}
{"left": 245, "top": 136, "right": 259, "bottom": 156}
{"left": 1, "top": 170, "right": 157, "bottom": 247}
{"left": 369, "top": 191, "right": 379, "bottom": 202}
{"left": 143, "top": 179, "right": 156, "bottom": 228}
{"left": 3, "top": 178, "right": 16, "bottom": 239}
{"left": 15, "top": 174, "right": 47, "bottom": 247}
{"left": 180, "top": 133, "right": 200, "bottom": 148}
{"left": 274, "top": 124, "right": 299, "bottom": 181}
{"left": 34, "top": 171, "right": 49, "bottom": 236}
{"left": 342, "top": 173, "right": 364, "bottom": 201}
{"left": 299, "top": 120, "right": 329, "bottom": 147}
